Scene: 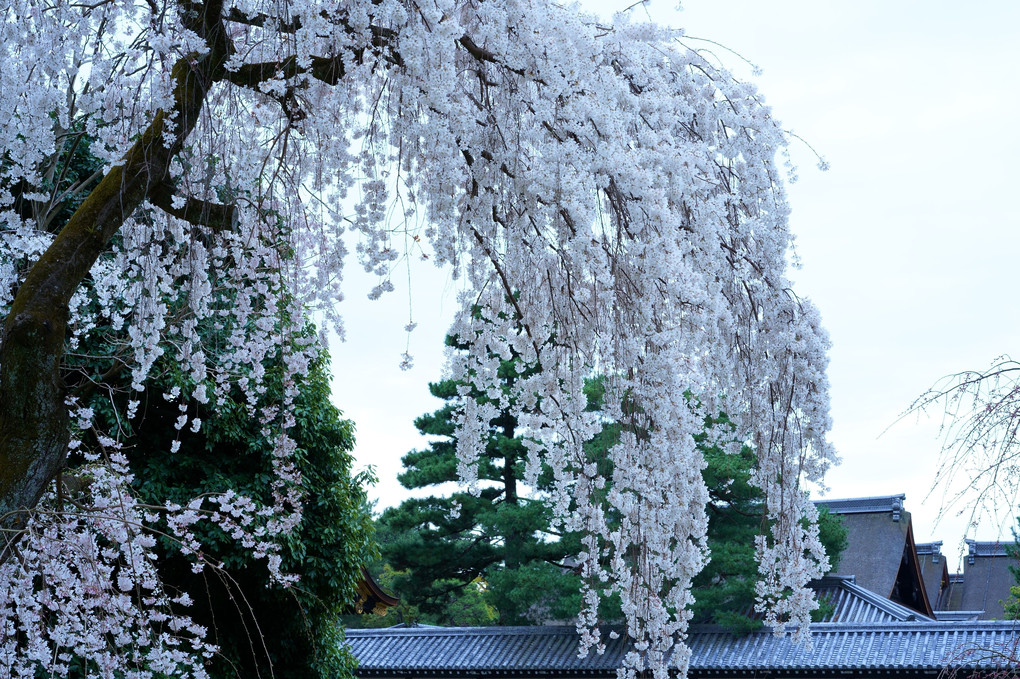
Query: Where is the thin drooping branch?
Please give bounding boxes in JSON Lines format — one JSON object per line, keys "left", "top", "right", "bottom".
{"left": 907, "top": 357, "right": 1020, "bottom": 523}
{"left": 0, "top": 0, "right": 234, "bottom": 540}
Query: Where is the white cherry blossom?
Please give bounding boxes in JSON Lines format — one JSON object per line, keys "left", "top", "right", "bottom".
{"left": 0, "top": 0, "right": 836, "bottom": 677}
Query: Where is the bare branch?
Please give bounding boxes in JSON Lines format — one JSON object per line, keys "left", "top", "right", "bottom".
{"left": 905, "top": 356, "right": 1020, "bottom": 524}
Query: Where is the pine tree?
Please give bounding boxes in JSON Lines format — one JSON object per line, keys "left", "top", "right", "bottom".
{"left": 377, "top": 352, "right": 582, "bottom": 625}
{"left": 377, "top": 368, "right": 846, "bottom": 630}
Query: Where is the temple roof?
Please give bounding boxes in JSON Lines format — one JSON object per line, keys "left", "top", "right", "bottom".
{"left": 951, "top": 540, "right": 1019, "bottom": 619}
{"left": 812, "top": 575, "right": 932, "bottom": 622}
{"left": 916, "top": 541, "right": 951, "bottom": 611}
{"left": 815, "top": 494, "right": 932, "bottom": 616}
{"left": 346, "top": 622, "right": 1020, "bottom": 676}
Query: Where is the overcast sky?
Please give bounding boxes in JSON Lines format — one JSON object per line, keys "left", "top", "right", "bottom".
{"left": 329, "top": 0, "right": 1020, "bottom": 571}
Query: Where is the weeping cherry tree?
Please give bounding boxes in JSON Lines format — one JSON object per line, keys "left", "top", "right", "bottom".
{"left": 0, "top": 0, "right": 836, "bottom": 677}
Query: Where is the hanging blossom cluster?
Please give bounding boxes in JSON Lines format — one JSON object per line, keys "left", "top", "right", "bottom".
{"left": 1, "top": 0, "right": 835, "bottom": 677}
{"left": 0, "top": 450, "right": 215, "bottom": 679}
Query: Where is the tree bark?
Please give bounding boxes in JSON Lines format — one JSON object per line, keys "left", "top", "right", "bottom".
{"left": 0, "top": 0, "right": 231, "bottom": 543}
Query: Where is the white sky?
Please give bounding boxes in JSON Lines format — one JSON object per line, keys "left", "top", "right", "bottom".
{"left": 330, "top": 0, "right": 1020, "bottom": 571}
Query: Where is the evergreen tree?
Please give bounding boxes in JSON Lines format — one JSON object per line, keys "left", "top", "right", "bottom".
{"left": 377, "top": 365, "right": 846, "bottom": 630}
{"left": 377, "top": 352, "right": 582, "bottom": 625}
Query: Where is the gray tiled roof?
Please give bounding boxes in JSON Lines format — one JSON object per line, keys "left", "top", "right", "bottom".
{"left": 967, "top": 539, "right": 1016, "bottom": 559}
{"left": 953, "top": 540, "right": 1020, "bottom": 619}
{"left": 814, "top": 494, "right": 905, "bottom": 517}
{"left": 347, "top": 622, "right": 1020, "bottom": 675}
{"left": 812, "top": 576, "right": 932, "bottom": 622}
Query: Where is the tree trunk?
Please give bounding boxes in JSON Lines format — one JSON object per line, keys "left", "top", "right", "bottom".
{"left": 0, "top": 1, "right": 230, "bottom": 547}
{"left": 501, "top": 415, "right": 526, "bottom": 570}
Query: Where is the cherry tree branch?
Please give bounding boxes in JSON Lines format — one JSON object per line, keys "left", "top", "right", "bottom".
{"left": 149, "top": 184, "right": 238, "bottom": 231}
{"left": 0, "top": 0, "right": 234, "bottom": 542}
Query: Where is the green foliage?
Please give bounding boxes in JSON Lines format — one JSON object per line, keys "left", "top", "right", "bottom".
{"left": 9, "top": 119, "right": 105, "bottom": 233}
{"left": 816, "top": 506, "right": 848, "bottom": 572}
{"left": 1005, "top": 519, "right": 1020, "bottom": 620}
{"left": 373, "top": 354, "right": 578, "bottom": 625}
{"left": 691, "top": 415, "right": 847, "bottom": 631}
{"left": 1004, "top": 586, "right": 1020, "bottom": 620}
{"left": 373, "top": 351, "right": 845, "bottom": 630}
{"left": 93, "top": 353, "right": 373, "bottom": 679}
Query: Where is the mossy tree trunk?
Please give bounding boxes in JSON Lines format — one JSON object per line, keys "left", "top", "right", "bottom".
{"left": 0, "top": 0, "right": 232, "bottom": 545}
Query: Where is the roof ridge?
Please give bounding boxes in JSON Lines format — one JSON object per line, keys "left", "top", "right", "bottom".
{"left": 814, "top": 493, "right": 906, "bottom": 503}
{"left": 345, "top": 625, "right": 607, "bottom": 637}
{"left": 345, "top": 620, "right": 1020, "bottom": 637}
{"left": 965, "top": 538, "right": 1017, "bottom": 558}
{"left": 813, "top": 494, "right": 907, "bottom": 519}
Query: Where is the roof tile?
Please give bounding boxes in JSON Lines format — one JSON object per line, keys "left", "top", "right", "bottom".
{"left": 347, "top": 622, "right": 1020, "bottom": 674}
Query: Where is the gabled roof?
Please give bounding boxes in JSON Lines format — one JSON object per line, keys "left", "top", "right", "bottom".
{"left": 814, "top": 495, "right": 933, "bottom": 617}
{"left": 814, "top": 496, "right": 908, "bottom": 600}
{"left": 950, "top": 540, "right": 1020, "bottom": 619}
{"left": 346, "top": 622, "right": 1020, "bottom": 676}
{"left": 812, "top": 575, "right": 933, "bottom": 622}
{"left": 916, "top": 541, "right": 951, "bottom": 611}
